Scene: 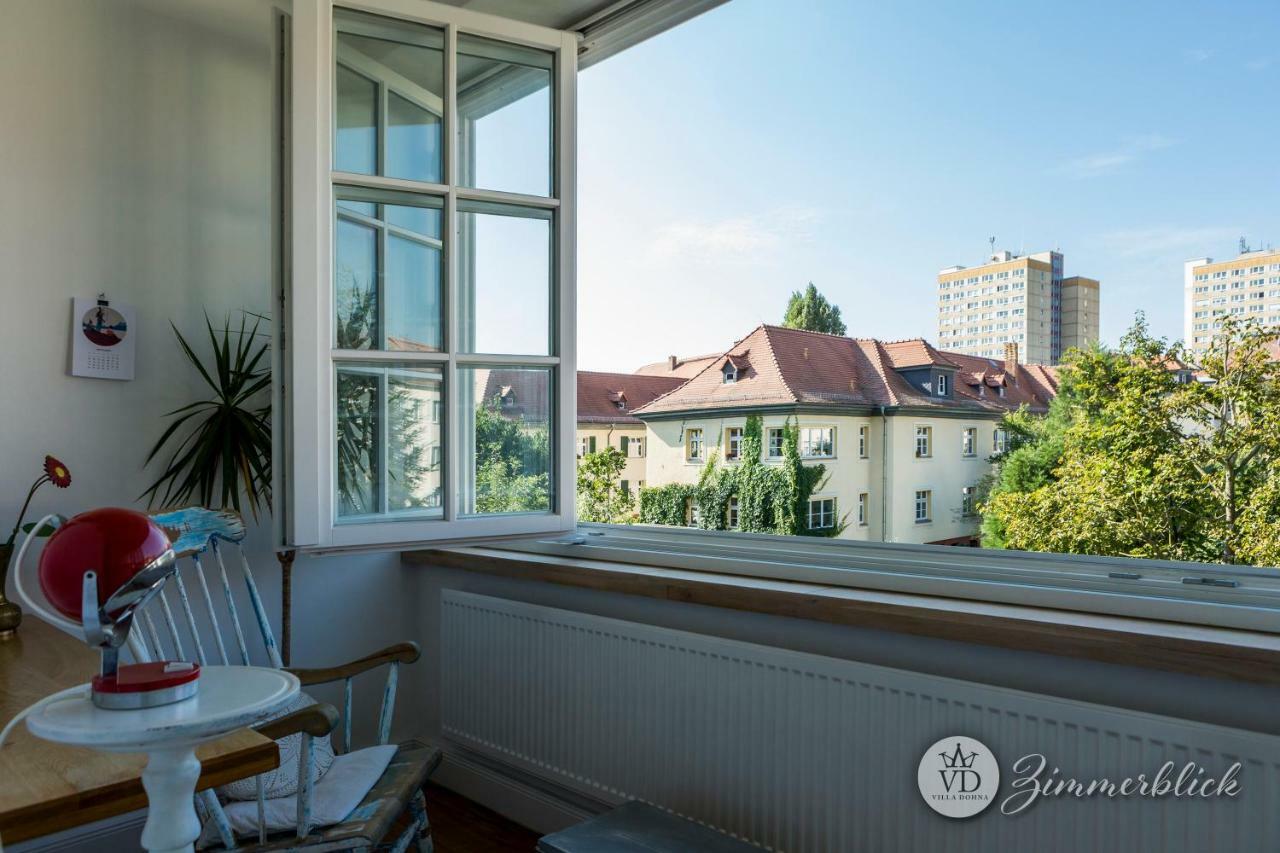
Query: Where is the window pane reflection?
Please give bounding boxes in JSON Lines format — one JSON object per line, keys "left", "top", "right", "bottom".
{"left": 457, "top": 34, "right": 552, "bottom": 197}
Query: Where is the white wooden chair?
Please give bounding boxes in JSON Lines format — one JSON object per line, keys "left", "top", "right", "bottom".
{"left": 128, "top": 507, "right": 440, "bottom": 852}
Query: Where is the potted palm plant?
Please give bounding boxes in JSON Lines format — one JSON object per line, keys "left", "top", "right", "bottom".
{"left": 142, "top": 313, "right": 272, "bottom": 517}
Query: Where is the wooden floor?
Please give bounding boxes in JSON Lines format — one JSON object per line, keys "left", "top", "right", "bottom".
{"left": 424, "top": 783, "right": 541, "bottom": 853}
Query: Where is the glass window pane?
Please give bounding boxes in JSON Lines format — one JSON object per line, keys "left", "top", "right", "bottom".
{"left": 335, "top": 216, "right": 377, "bottom": 350}
{"left": 460, "top": 366, "right": 552, "bottom": 515}
{"left": 335, "top": 194, "right": 444, "bottom": 352}
{"left": 457, "top": 34, "right": 552, "bottom": 197}
{"left": 336, "top": 363, "right": 443, "bottom": 519}
{"left": 457, "top": 203, "right": 551, "bottom": 355}
{"left": 335, "top": 10, "right": 444, "bottom": 183}
{"left": 335, "top": 65, "right": 376, "bottom": 174}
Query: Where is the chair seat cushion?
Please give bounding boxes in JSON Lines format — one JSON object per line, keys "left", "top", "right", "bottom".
{"left": 200, "top": 739, "right": 443, "bottom": 852}
{"left": 198, "top": 744, "right": 397, "bottom": 848}
{"left": 217, "top": 693, "right": 336, "bottom": 801}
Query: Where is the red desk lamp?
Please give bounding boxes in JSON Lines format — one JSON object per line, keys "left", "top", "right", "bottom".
{"left": 36, "top": 508, "right": 200, "bottom": 709}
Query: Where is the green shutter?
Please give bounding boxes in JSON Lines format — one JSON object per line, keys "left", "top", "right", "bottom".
{"left": 621, "top": 435, "right": 630, "bottom": 454}
{"left": 589, "top": 436, "right": 597, "bottom": 453}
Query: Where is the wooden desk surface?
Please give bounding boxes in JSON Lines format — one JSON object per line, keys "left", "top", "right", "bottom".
{"left": 0, "top": 618, "right": 279, "bottom": 844}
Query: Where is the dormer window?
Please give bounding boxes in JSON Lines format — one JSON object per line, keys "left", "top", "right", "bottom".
{"left": 936, "top": 374, "right": 948, "bottom": 397}
{"left": 611, "top": 391, "right": 627, "bottom": 410}
{"left": 996, "top": 385, "right": 1006, "bottom": 398}
{"left": 723, "top": 364, "right": 737, "bottom": 383}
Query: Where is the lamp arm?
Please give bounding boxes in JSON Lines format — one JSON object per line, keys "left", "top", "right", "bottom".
{"left": 11, "top": 513, "right": 80, "bottom": 637}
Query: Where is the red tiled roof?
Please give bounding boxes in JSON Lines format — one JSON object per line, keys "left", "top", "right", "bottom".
{"left": 577, "top": 371, "right": 686, "bottom": 424}
{"left": 631, "top": 325, "right": 1059, "bottom": 417}
{"left": 634, "top": 353, "right": 722, "bottom": 378}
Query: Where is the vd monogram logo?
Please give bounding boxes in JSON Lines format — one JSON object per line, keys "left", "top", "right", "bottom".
{"left": 917, "top": 736, "right": 1000, "bottom": 818}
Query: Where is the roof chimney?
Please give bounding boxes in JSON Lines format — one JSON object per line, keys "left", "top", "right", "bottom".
{"left": 1004, "top": 342, "right": 1019, "bottom": 376}
{"left": 668, "top": 355, "right": 678, "bottom": 371}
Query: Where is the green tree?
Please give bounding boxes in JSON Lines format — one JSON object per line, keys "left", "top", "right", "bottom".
{"left": 782, "top": 282, "right": 847, "bottom": 336}
{"left": 473, "top": 400, "right": 550, "bottom": 513}
{"left": 981, "top": 316, "right": 1280, "bottom": 565}
{"left": 577, "top": 447, "right": 635, "bottom": 523}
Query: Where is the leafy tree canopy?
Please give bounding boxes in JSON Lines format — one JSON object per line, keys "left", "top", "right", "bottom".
{"left": 577, "top": 446, "right": 635, "bottom": 524}
{"left": 981, "top": 315, "right": 1280, "bottom": 565}
{"left": 782, "top": 282, "right": 847, "bottom": 336}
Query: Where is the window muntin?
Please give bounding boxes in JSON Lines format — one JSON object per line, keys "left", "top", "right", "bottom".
{"left": 287, "top": 2, "right": 574, "bottom": 550}
{"left": 936, "top": 373, "right": 948, "bottom": 396}
{"left": 807, "top": 497, "right": 835, "bottom": 530}
{"left": 799, "top": 427, "right": 834, "bottom": 458}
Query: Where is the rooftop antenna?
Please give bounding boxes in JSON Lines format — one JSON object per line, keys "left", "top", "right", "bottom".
{"left": 988, "top": 236, "right": 996, "bottom": 259}
{"left": 1239, "top": 236, "right": 1251, "bottom": 254}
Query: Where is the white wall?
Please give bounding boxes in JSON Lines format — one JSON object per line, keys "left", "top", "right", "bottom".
{"left": 0, "top": 0, "right": 425, "bottom": 743}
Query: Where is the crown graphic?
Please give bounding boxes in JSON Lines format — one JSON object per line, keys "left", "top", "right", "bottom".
{"left": 939, "top": 742, "right": 978, "bottom": 769}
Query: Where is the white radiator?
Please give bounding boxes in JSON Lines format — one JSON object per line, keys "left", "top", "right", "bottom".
{"left": 440, "top": 590, "right": 1280, "bottom": 852}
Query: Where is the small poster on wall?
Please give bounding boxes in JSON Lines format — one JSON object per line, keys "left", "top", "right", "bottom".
{"left": 71, "top": 296, "right": 136, "bottom": 380}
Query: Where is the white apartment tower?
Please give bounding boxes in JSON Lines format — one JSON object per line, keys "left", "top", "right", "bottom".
{"left": 937, "top": 249, "right": 1100, "bottom": 364}
{"left": 1184, "top": 246, "right": 1280, "bottom": 357}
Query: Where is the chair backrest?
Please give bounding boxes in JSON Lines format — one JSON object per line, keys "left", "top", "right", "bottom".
{"left": 130, "top": 508, "right": 282, "bottom": 671}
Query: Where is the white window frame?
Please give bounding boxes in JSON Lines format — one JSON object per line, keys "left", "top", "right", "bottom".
{"left": 857, "top": 491, "right": 868, "bottom": 526}
{"left": 807, "top": 497, "right": 836, "bottom": 530}
{"left": 914, "top": 489, "right": 932, "bottom": 523}
{"left": 766, "top": 427, "right": 785, "bottom": 459}
{"left": 936, "top": 373, "right": 948, "bottom": 396}
{"left": 685, "top": 428, "right": 705, "bottom": 462}
{"left": 962, "top": 426, "right": 976, "bottom": 457}
{"left": 858, "top": 424, "right": 868, "bottom": 458}
{"left": 798, "top": 426, "right": 835, "bottom": 459}
{"left": 914, "top": 425, "right": 932, "bottom": 458}
{"left": 724, "top": 426, "right": 743, "bottom": 460}
{"left": 286, "top": 0, "right": 578, "bottom": 550}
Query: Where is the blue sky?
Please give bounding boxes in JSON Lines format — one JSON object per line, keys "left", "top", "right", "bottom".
{"left": 577, "top": 0, "right": 1280, "bottom": 372}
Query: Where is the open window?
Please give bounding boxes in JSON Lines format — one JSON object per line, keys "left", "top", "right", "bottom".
{"left": 286, "top": 1, "right": 577, "bottom": 551}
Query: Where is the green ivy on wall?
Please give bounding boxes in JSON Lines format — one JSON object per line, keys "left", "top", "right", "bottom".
{"left": 638, "top": 415, "right": 844, "bottom": 537}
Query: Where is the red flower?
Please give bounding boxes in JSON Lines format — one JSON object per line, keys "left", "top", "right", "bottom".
{"left": 44, "top": 455, "right": 72, "bottom": 488}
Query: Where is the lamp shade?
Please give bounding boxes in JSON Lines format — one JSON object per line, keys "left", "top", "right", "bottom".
{"left": 38, "top": 508, "right": 173, "bottom": 620}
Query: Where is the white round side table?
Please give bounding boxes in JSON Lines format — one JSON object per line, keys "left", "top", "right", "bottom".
{"left": 26, "top": 665, "right": 298, "bottom": 853}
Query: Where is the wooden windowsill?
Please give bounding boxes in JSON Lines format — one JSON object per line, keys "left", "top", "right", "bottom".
{"left": 404, "top": 545, "right": 1280, "bottom": 687}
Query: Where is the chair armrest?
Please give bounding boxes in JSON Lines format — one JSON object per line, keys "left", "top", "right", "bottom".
{"left": 285, "top": 641, "right": 421, "bottom": 686}
{"left": 254, "top": 701, "right": 339, "bottom": 741}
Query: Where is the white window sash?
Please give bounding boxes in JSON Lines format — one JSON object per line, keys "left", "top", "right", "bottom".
{"left": 286, "top": 0, "right": 578, "bottom": 551}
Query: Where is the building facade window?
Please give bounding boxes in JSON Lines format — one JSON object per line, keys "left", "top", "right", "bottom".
{"left": 625, "top": 436, "right": 645, "bottom": 457}
{"left": 767, "top": 427, "right": 785, "bottom": 458}
{"left": 915, "top": 425, "right": 932, "bottom": 458}
{"left": 993, "top": 427, "right": 1008, "bottom": 454}
{"left": 962, "top": 485, "right": 976, "bottom": 516}
{"left": 858, "top": 424, "right": 868, "bottom": 458}
{"left": 799, "top": 427, "right": 835, "bottom": 458}
{"left": 727, "top": 496, "right": 740, "bottom": 529}
{"left": 686, "top": 428, "right": 704, "bottom": 462}
{"left": 914, "top": 490, "right": 932, "bottom": 523}
{"left": 962, "top": 427, "right": 976, "bottom": 457}
{"left": 858, "top": 492, "right": 868, "bottom": 526}
{"left": 725, "top": 427, "right": 743, "bottom": 460}
{"left": 685, "top": 497, "right": 699, "bottom": 527}
{"left": 578, "top": 436, "right": 596, "bottom": 457}
{"left": 807, "top": 497, "right": 835, "bottom": 530}
{"left": 936, "top": 373, "right": 948, "bottom": 396}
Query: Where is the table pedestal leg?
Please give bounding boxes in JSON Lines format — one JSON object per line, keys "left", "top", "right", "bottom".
{"left": 140, "top": 746, "right": 202, "bottom": 853}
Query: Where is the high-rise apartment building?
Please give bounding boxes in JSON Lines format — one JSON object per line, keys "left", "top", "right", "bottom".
{"left": 937, "top": 250, "right": 1100, "bottom": 364}
{"left": 1184, "top": 247, "right": 1280, "bottom": 357}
